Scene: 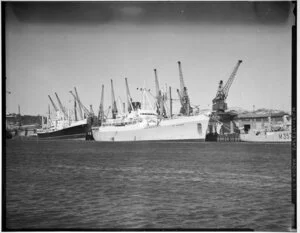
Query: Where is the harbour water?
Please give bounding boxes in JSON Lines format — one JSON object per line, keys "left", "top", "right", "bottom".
{"left": 5, "top": 140, "right": 293, "bottom": 231}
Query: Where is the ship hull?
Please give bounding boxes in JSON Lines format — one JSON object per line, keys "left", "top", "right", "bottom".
{"left": 37, "top": 123, "right": 88, "bottom": 140}
{"left": 92, "top": 115, "right": 209, "bottom": 142}
{"left": 240, "top": 131, "right": 291, "bottom": 142}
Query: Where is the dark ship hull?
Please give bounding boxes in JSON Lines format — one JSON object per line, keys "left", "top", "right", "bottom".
{"left": 37, "top": 123, "right": 88, "bottom": 140}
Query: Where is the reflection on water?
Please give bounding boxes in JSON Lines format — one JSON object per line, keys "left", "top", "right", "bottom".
{"left": 5, "top": 140, "right": 293, "bottom": 230}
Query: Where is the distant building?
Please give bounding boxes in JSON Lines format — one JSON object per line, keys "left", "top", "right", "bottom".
{"left": 234, "top": 112, "right": 290, "bottom": 133}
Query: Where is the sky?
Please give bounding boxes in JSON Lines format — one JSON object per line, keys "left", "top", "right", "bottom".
{"left": 5, "top": 1, "right": 295, "bottom": 116}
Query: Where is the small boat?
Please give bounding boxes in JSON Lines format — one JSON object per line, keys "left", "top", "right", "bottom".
{"left": 240, "top": 115, "right": 291, "bottom": 142}
{"left": 240, "top": 130, "right": 291, "bottom": 142}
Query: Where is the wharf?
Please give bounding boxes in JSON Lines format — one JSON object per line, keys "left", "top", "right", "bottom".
{"left": 217, "top": 133, "right": 241, "bottom": 142}
{"left": 206, "top": 133, "right": 241, "bottom": 142}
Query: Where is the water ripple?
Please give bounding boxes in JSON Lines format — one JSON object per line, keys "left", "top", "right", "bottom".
{"left": 5, "top": 140, "right": 293, "bottom": 231}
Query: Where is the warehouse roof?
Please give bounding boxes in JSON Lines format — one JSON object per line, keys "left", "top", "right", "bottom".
{"left": 237, "top": 112, "right": 289, "bottom": 119}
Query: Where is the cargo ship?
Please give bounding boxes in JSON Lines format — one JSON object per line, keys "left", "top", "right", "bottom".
{"left": 37, "top": 118, "right": 88, "bottom": 140}
{"left": 92, "top": 108, "right": 210, "bottom": 142}
{"left": 92, "top": 61, "right": 211, "bottom": 142}
{"left": 37, "top": 91, "right": 89, "bottom": 140}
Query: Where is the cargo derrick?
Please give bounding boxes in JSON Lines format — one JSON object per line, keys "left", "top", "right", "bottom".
{"left": 48, "top": 95, "right": 59, "bottom": 112}
{"left": 48, "top": 104, "right": 51, "bottom": 120}
{"left": 154, "top": 69, "right": 166, "bottom": 117}
{"left": 111, "top": 79, "right": 118, "bottom": 119}
{"left": 69, "top": 90, "right": 91, "bottom": 117}
{"left": 177, "top": 61, "right": 193, "bottom": 116}
{"left": 126, "top": 79, "right": 142, "bottom": 111}
{"left": 125, "top": 78, "right": 134, "bottom": 113}
{"left": 74, "top": 87, "right": 83, "bottom": 120}
{"left": 97, "top": 85, "right": 105, "bottom": 124}
{"left": 212, "top": 60, "right": 242, "bottom": 113}
{"left": 54, "top": 92, "right": 68, "bottom": 119}
{"left": 69, "top": 90, "right": 94, "bottom": 139}
{"left": 73, "top": 95, "right": 77, "bottom": 121}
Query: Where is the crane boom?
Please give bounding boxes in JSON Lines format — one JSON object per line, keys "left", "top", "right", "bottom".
{"left": 69, "top": 91, "right": 90, "bottom": 117}
{"left": 111, "top": 79, "right": 118, "bottom": 119}
{"left": 223, "top": 60, "right": 242, "bottom": 98}
{"left": 176, "top": 89, "right": 184, "bottom": 107}
{"left": 105, "top": 106, "right": 111, "bottom": 118}
{"left": 98, "top": 84, "right": 104, "bottom": 121}
{"left": 154, "top": 68, "right": 166, "bottom": 117}
{"left": 48, "top": 104, "right": 51, "bottom": 119}
{"left": 125, "top": 78, "right": 133, "bottom": 113}
{"left": 178, "top": 61, "right": 186, "bottom": 95}
{"left": 54, "top": 92, "right": 68, "bottom": 119}
{"left": 48, "top": 95, "right": 59, "bottom": 112}
{"left": 154, "top": 69, "right": 160, "bottom": 98}
{"left": 74, "top": 87, "right": 83, "bottom": 120}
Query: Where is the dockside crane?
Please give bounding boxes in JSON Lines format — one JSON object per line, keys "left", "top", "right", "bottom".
{"left": 177, "top": 61, "right": 192, "bottom": 116}
{"left": 98, "top": 85, "right": 105, "bottom": 123}
{"left": 154, "top": 69, "right": 166, "bottom": 117}
{"left": 212, "top": 60, "right": 242, "bottom": 113}
{"left": 125, "top": 78, "right": 134, "bottom": 113}
{"left": 48, "top": 95, "right": 59, "bottom": 112}
{"left": 111, "top": 79, "right": 118, "bottom": 119}
{"left": 55, "top": 92, "right": 68, "bottom": 119}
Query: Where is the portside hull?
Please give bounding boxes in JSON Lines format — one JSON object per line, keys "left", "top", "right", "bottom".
{"left": 240, "top": 131, "right": 291, "bottom": 142}
{"left": 92, "top": 116, "right": 209, "bottom": 142}
{"left": 37, "top": 124, "right": 88, "bottom": 140}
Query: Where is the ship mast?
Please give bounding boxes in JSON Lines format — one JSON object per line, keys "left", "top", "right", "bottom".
{"left": 73, "top": 95, "right": 78, "bottom": 121}
{"left": 111, "top": 79, "right": 118, "bottom": 119}
{"left": 48, "top": 104, "right": 51, "bottom": 127}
